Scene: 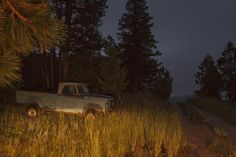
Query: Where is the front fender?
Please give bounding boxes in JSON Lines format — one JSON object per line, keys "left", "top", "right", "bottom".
{"left": 84, "top": 103, "right": 103, "bottom": 113}
{"left": 26, "top": 96, "right": 43, "bottom": 107}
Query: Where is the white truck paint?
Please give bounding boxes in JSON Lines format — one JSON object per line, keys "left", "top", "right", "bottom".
{"left": 16, "top": 82, "right": 114, "bottom": 116}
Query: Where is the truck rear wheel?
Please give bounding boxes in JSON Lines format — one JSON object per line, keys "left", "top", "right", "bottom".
{"left": 26, "top": 106, "right": 38, "bottom": 118}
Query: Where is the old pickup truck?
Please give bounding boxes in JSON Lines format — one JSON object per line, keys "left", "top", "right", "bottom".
{"left": 16, "top": 82, "right": 115, "bottom": 117}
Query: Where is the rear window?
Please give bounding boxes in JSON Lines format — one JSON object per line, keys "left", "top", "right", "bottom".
{"left": 62, "top": 85, "right": 76, "bottom": 95}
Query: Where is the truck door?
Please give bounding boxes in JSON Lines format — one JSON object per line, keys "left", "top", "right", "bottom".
{"left": 56, "top": 85, "right": 83, "bottom": 113}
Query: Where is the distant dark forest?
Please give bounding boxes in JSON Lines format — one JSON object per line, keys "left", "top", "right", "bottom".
{"left": 195, "top": 42, "right": 236, "bottom": 103}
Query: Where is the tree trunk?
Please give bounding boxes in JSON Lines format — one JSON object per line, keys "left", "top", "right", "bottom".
{"left": 62, "top": 0, "right": 73, "bottom": 81}
{"left": 50, "top": 49, "right": 55, "bottom": 89}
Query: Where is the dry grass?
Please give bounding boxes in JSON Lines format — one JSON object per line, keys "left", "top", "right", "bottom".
{"left": 209, "top": 136, "right": 236, "bottom": 157}
{"left": 0, "top": 97, "right": 185, "bottom": 157}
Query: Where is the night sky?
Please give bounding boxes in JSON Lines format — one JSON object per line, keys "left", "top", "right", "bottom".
{"left": 101, "top": 0, "right": 236, "bottom": 96}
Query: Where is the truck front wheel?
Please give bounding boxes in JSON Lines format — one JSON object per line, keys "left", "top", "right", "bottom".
{"left": 84, "top": 110, "right": 96, "bottom": 121}
{"left": 26, "top": 106, "right": 38, "bottom": 118}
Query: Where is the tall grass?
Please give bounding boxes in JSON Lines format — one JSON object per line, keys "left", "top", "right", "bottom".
{"left": 0, "top": 100, "right": 185, "bottom": 157}
{"left": 209, "top": 129, "right": 236, "bottom": 157}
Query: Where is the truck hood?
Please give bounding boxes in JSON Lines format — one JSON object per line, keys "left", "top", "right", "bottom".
{"left": 82, "top": 94, "right": 113, "bottom": 103}
{"left": 85, "top": 94, "right": 113, "bottom": 99}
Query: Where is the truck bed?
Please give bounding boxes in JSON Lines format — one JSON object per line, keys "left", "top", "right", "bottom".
{"left": 16, "top": 90, "right": 58, "bottom": 107}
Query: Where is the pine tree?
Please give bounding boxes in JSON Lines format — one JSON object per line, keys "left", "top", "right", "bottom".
{"left": 0, "top": 0, "right": 65, "bottom": 87}
{"left": 217, "top": 42, "right": 236, "bottom": 102}
{"left": 99, "top": 40, "right": 127, "bottom": 97}
{"left": 72, "top": 0, "right": 107, "bottom": 56}
{"left": 51, "top": 0, "right": 107, "bottom": 87}
{"left": 195, "top": 54, "right": 222, "bottom": 98}
{"left": 148, "top": 66, "right": 173, "bottom": 100}
{"left": 118, "top": 0, "right": 160, "bottom": 91}
{"left": 50, "top": 0, "right": 77, "bottom": 81}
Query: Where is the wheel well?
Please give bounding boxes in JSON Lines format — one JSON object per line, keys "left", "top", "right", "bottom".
{"left": 27, "top": 97, "right": 41, "bottom": 108}
{"left": 26, "top": 103, "right": 39, "bottom": 111}
{"left": 84, "top": 103, "right": 103, "bottom": 113}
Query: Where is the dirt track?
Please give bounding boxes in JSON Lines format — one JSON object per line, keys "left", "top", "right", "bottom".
{"left": 175, "top": 104, "right": 218, "bottom": 157}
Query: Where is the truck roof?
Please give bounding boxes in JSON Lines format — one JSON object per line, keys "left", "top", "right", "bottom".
{"left": 59, "top": 82, "right": 88, "bottom": 86}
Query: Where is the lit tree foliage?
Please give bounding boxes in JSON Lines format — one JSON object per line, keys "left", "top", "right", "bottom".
{"left": 0, "top": 0, "right": 65, "bottom": 87}
{"left": 195, "top": 54, "right": 222, "bottom": 98}
{"left": 0, "top": 50, "right": 21, "bottom": 87}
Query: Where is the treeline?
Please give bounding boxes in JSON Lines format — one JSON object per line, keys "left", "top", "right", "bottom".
{"left": 195, "top": 42, "right": 236, "bottom": 103}
{"left": 20, "top": 0, "right": 173, "bottom": 100}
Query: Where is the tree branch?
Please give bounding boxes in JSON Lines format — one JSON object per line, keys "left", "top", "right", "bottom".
{"left": 6, "top": 1, "right": 32, "bottom": 24}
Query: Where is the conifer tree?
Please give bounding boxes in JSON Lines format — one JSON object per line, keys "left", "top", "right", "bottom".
{"left": 217, "top": 42, "right": 236, "bottom": 102}
{"left": 148, "top": 66, "right": 173, "bottom": 100}
{"left": 99, "top": 40, "right": 127, "bottom": 97}
{"left": 51, "top": 0, "right": 107, "bottom": 86}
{"left": 0, "top": 0, "right": 65, "bottom": 87}
{"left": 195, "top": 54, "right": 222, "bottom": 98}
{"left": 118, "top": 0, "right": 160, "bottom": 91}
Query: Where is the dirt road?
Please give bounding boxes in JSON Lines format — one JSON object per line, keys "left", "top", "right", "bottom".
{"left": 175, "top": 104, "right": 218, "bottom": 157}
{"left": 192, "top": 106, "right": 236, "bottom": 139}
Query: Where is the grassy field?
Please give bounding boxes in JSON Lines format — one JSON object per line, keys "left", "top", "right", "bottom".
{"left": 0, "top": 95, "right": 185, "bottom": 157}
{"left": 187, "top": 97, "right": 236, "bottom": 127}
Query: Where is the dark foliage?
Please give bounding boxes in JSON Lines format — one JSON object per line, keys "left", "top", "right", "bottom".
{"left": 118, "top": 0, "right": 161, "bottom": 91}
{"left": 50, "top": 0, "right": 107, "bottom": 83}
{"left": 99, "top": 38, "right": 127, "bottom": 97}
{"left": 20, "top": 0, "right": 174, "bottom": 100}
{"left": 195, "top": 54, "right": 223, "bottom": 98}
{"left": 23, "top": 0, "right": 108, "bottom": 90}
{"left": 217, "top": 42, "right": 236, "bottom": 103}
{"left": 148, "top": 66, "right": 173, "bottom": 100}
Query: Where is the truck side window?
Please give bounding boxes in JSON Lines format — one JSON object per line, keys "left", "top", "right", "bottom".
{"left": 62, "top": 85, "right": 76, "bottom": 96}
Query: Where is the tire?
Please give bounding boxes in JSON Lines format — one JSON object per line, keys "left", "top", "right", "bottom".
{"left": 115, "top": 96, "right": 124, "bottom": 108}
{"left": 26, "top": 105, "right": 38, "bottom": 118}
{"left": 84, "top": 110, "right": 96, "bottom": 121}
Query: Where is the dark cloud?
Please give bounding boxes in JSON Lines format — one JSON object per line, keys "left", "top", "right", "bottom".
{"left": 101, "top": 0, "right": 236, "bottom": 96}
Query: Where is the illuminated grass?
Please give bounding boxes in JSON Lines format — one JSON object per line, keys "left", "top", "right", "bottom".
{"left": 0, "top": 101, "right": 185, "bottom": 157}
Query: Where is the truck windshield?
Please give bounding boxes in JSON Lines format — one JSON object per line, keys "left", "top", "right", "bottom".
{"left": 77, "top": 86, "right": 89, "bottom": 95}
